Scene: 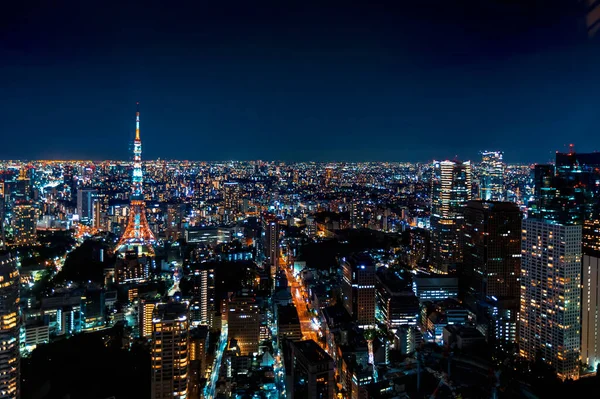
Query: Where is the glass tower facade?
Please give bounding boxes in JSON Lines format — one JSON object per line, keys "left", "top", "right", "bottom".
{"left": 479, "top": 151, "right": 505, "bottom": 201}
{"left": 430, "top": 160, "right": 472, "bottom": 273}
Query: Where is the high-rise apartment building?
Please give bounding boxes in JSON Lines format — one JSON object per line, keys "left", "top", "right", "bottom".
{"left": 582, "top": 219, "right": 600, "bottom": 372}
{"left": 151, "top": 302, "right": 190, "bottom": 399}
{"left": 227, "top": 294, "right": 260, "bottom": 356}
{"left": 139, "top": 298, "right": 160, "bottom": 338}
{"left": 0, "top": 251, "right": 20, "bottom": 399}
{"left": 519, "top": 219, "right": 582, "bottom": 380}
{"left": 479, "top": 151, "right": 505, "bottom": 201}
{"left": 223, "top": 182, "right": 241, "bottom": 215}
{"left": 463, "top": 200, "right": 521, "bottom": 299}
{"left": 430, "top": 160, "right": 472, "bottom": 273}
{"left": 341, "top": 253, "right": 376, "bottom": 328}
{"left": 190, "top": 264, "right": 216, "bottom": 328}
{"left": 77, "top": 188, "right": 97, "bottom": 224}
{"left": 13, "top": 202, "right": 36, "bottom": 246}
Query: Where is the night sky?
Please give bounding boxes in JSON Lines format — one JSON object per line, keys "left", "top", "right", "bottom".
{"left": 1, "top": 0, "right": 599, "bottom": 163}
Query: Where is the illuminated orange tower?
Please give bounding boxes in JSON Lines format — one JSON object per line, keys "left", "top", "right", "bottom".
{"left": 116, "top": 103, "right": 156, "bottom": 255}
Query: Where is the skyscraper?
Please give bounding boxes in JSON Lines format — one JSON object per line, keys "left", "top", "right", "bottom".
{"left": 581, "top": 219, "right": 600, "bottom": 372}
{"left": 0, "top": 251, "right": 20, "bottom": 399}
{"left": 77, "top": 188, "right": 97, "bottom": 224}
{"left": 430, "top": 160, "right": 472, "bottom": 273}
{"left": 190, "top": 264, "right": 216, "bottom": 328}
{"left": 151, "top": 302, "right": 190, "bottom": 399}
{"left": 479, "top": 151, "right": 505, "bottom": 201}
{"left": 262, "top": 216, "right": 279, "bottom": 285}
{"left": 341, "top": 253, "right": 376, "bottom": 328}
{"left": 117, "top": 103, "right": 156, "bottom": 255}
{"left": 519, "top": 219, "right": 582, "bottom": 380}
{"left": 13, "top": 202, "right": 36, "bottom": 246}
{"left": 529, "top": 151, "right": 600, "bottom": 224}
{"left": 15, "top": 168, "right": 30, "bottom": 202}
{"left": 463, "top": 200, "right": 521, "bottom": 299}
{"left": 463, "top": 200, "right": 521, "bottom": 347}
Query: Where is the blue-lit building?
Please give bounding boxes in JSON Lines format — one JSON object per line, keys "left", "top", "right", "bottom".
{"left": 412, "top": 275, "right": 458, "bottom": 302}
{"left": 479, "top": 151, "right": 505, "bottom": 201}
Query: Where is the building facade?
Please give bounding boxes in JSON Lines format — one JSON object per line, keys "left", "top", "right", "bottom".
{"left": 13, "top": 202, "right": 36, "bottom": 246}
{"left": 341, "top": 253, "right": 376, "bottom": 328}
{"left": 190, "top": 264, "right": 216, "bottom": 328}
{"left": 77, "top": 188, "right": 97, "bottom": 223}
{"left": 463, "top": 200, "right": 521, "bottom": 299}
{"left": 0, "top": 251, "right": 20, "bottom": 399}
{"left": 479, "top": 151, "right": 505, "bottom": 201}
{"left": 582, "top": 219, "right": 600, "bottom": 371}
{"left": 227, "top": 294, "right": 260, "bottom": 356}
{"left": 151, "top": 302, "right": 190, "bottom": 399}
{"left": 519, "top": 219, "right": 581, "bottom": 380}
{"left": 289, "top": 340, "right": 334, "bottom": 399}
{"left": 430, "top": 160, "right": 472, "bottom": 273}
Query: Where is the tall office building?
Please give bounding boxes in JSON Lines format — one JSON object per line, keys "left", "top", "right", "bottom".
{"left": 0, "top": 251, "right": 20, "bottom": 399}
{"left": 227, "top": 294, "right": 260, "bottom": 356}
{"left": 262, "top": 216, "right": 279, "bottom": 285}
{"left": 77, "top": 188, "right": 97, "bottom": 223}
{"left": 190, "top": 264, "right": 216, "bottom": 328}
{"left": 430, "top": 160, "right": 472, "bottom": 273}
{"left": 151, "top": 302, "right": 190, "bottom": 399}
{"left": 479, "top": 151, "right": 505, "bottom": 201}
{"left": 582, "top": 219, "right": 600, "bottom": 371}
{"left": 463, "top": 200, "right": 521, "bottom": 347}
{"left": 15, "top": 168, "right": 30, "bottom": 202}
{"left": 288, "top": 340, "right": 334, "bottom": 399}
{"left": 341, "top": 253, "right": 376, "bottom": 328}
{"left": 13, "top": 202, "right": 36, "bottom": 246}
{"left": 519, "top": 219, "right": 582, "bottom": 380}
{"left": 463, "top": 200, "right": 521, "bottom": 299}
{"left": 529, "top": 151, "right": 600, "bottom": 224}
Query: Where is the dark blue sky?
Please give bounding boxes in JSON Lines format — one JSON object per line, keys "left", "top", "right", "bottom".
{"left": 1, "top": 0, "right": 598, "bottom": 163}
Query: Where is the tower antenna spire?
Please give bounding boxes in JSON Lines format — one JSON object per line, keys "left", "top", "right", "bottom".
{"left": 116, "top": 102, "right": 156, "bottom": 255}
{"left": 135, "top": 101, "right": 141, "bottom": 141}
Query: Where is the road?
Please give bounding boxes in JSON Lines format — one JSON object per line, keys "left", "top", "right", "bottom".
{"left": 204, "top": 323, "right": 228, "bottom": 399}
{"left": 281, "top": 260, "right": 325, "bottom": 350}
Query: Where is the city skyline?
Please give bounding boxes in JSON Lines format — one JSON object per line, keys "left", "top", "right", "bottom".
{"left": 6, "top": 1, "right": 600, "bottom": 398}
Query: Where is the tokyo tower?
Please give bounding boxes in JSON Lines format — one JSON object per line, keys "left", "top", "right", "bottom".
{"left": 116, "top": 103, "right": 156, "bottom": 255}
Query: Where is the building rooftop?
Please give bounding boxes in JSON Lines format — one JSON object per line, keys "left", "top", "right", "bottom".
{"left": 154, "top": 301, "right": 188, "bottom": 322}
{"left": 293, "top": 340, "right": 332, "bottom": 365}
{"left": 278, "top": 304, "right": 300, "bottom": 325}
